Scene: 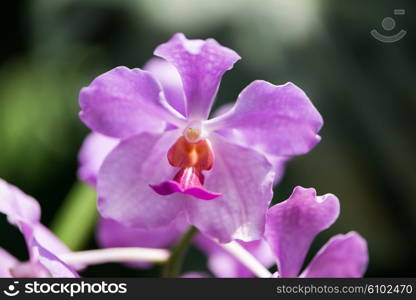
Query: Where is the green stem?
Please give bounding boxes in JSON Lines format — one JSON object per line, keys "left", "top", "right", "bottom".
{"left": 162, "top": 226, "right": 198, "bottom": 278}
{"left": 50, "top": 181, "right": 97, "bottom": 251}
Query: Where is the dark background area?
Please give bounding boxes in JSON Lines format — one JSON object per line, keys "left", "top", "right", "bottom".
{"left": 0, "top": 0, "right": 415, "bottom": 277}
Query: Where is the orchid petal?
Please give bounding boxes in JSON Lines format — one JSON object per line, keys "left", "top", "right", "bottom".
{"left": 206, "top": 81, "right": 323, "bottom": 157}
{"left": 78, "top": 132, "right": 119, "bottom": 186}
{"left": 181, "top": 272, "right": 210, "bottom": 278}
{"left": 97, "top": 217, "right": 185, "bottom": 268}
{"left": 31, "top": 224, "right": 85, "bottom": 270}
{"left": 213, "top": 126, "right": 289, "bottom": 185}
{"left": 97, "top": 217, "right": 184, "bottom": 249}
{"left": 185, "top": 134, "right": 274, "bottom": 243}
{"left": 0, "top": 180, "right": 78, "bottom": 278}
{"left": 264, "top": 186, "right": 340, "bottom": 277}
{"left": 0, "top": 180, "right": 71, "bottom": 261}
{"left": 79, "top": 66, "right": 184, "bottom": 139}
{"left": 97, "top": 131, "right": 186, "bottom": 229}
{"left": 30, "top": 236, "right": 79, "bottom": 278}
{"left": 154, "top": 33, "right": 240, "bottom": 119}
{"left": 212, "top": 103, "right": 234, "bottom": 118}
{"left": 144, "top": 58, "right": 186, "bottom": 117}
{"left": 301, "top": 232, "right": 368, "bottom": 278}
{"left": 266, "top": 155, "right": 289, "bottom": 184}
{"left": 9, "top": 262, "right": 51, "bottom": 278}
{"left": 0, "top": 248, "right": 17, "bottom": 277}
{"left": 32, "top": 224, "right": 72, "bottom": 257}
{"left": 0, "top": 179, "right": 41, "bottom": 225}
{"left": 13, "top": 221, "right": 79, "bottom": 278}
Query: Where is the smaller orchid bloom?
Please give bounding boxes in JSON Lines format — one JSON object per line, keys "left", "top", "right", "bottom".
{"left": 192, "top": 187, "right": 368, "bottom": 278}
{"left": 264, "top": 186, "right": 368, "bottom": 278}
{"left": 0, "top": 179, "right": 79, "bottom": 278}
{"left": 79, "top": 33, "right": 323, "bottom": 243}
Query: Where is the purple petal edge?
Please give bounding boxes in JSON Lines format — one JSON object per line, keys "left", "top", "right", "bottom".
{"left": 154, "top": 33, "right": 241, "bottom": 119}
{"left": 300, "top": 232, "right": 368, "bottom": 278}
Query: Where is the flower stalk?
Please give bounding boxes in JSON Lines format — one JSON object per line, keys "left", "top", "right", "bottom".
{"left": 59, "top": 247, "right": 170, "bottom": 266}
{"left": 162, "top": 226, "right": 198, "bottom": 278}
{"left": 218, "top": 241, "right": 273, "bottom": 278}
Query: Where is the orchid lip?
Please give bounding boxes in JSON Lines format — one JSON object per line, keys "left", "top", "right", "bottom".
{"left": 149, "top": 181, "right": 221, "bottom": 200}
{"left": 149, "top": 132, "right": 220, "bottom": 200}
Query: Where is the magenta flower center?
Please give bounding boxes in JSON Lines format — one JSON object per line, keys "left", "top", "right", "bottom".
{"left": 167, "top": 135, "right": 213, "bottom": 189}
{"left": 149, "top": 121, "right": 221, "bottom": 200}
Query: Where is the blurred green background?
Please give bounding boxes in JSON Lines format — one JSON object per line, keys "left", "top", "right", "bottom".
{"left": 0, "top": 0, "right": 415, "bottom": 277}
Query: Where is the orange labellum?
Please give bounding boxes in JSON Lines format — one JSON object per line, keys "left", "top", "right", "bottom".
{"left": 167, "top": 136, "right": 214, "bottom": 171}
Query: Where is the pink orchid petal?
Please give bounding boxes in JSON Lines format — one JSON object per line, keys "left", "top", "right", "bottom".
{"left": 207, "top": 81, "right": 323, "bottom": 157}
{"left": 144, "top": 58, "right": 186, "bottom": 117}
{"left": 9, "top": 262, "right": 50, "bottom": 278}
{"left": 301, "top": 232, "right": 368, "bottom": 278}
{"left": 97, "top": 131, "right": 186, "bottom": 229}
{"left": 97, "top": 217, "right": 186, "bottom": 269}
{"left": 78, "top": 132, "right": 119, "bottom": 186}
{"left": 15, "top": 221, "right": 79, "bottom": 278}
{"left": 264, "top": 186, "right": 340, "bottom": 277}
{"left": 0, "top": 248, "right": 18, "bottom": 277}
{"left": 266, "top": 155, "right": 289, "bottom": 184}
{"left": 0, "top": 178, "right": 41, "bottom": 225}
{"left": 154, "top": 33, "right": 241, "bottom": 119}
{"left": 31, "top": 224, "right": 85, "bottom": 271}
{"left": 79, "top": 66, "right": 183, "bottom": 139}
{"left": 181, "top": 272, "right": 210, "bottom": 278}
{"left": 212, "top": 103, "right": 234, "bottom": 118}
{"left": 213, "top": 122, "right": 289, "bottom": 185}
{"left": 29, "top": 233, "right": 79, "bottom": 278}
{"left": 97, "top": 217, "right": 185, "bottom": 250}
{"left": 0, "top": 180, "right": 79, "bottom": 278}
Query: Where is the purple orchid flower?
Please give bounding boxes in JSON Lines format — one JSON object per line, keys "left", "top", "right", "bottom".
{"left": 79, "top": 33, "right": 323, "bottom": 243}
{"left": 0, "top": 179, "right": 79, "bottom": 278}
{"left": 264, "top": 186, "right": 368, "bottom": 278}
